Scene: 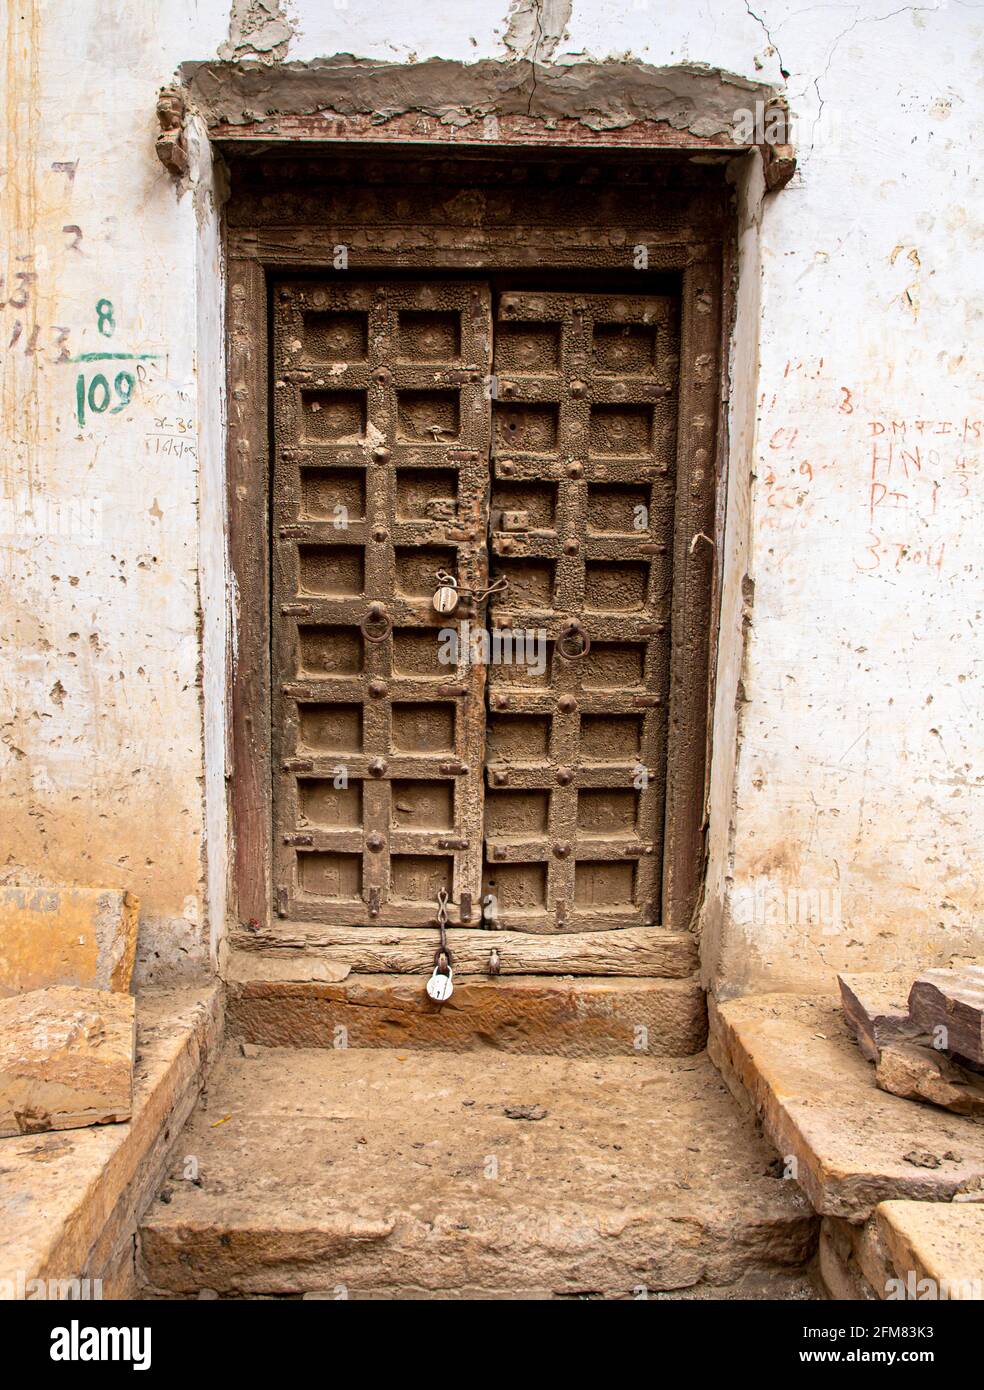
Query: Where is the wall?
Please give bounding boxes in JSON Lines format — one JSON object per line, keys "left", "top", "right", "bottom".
{"left": 1, "top": 0, "right": 981, "bottom": 994}
{"left": 0, "top": 0, "right": 229, "bottom": 982}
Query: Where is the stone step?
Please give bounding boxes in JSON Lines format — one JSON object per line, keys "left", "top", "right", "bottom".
{"left": 139, "top": 1044, "right": 818, "bottom": 1299}
{"left": 821, "top": 1203, "right": 984, "bottom": 1301}
{"left": 226, "top": 959, "right": 707, "bottom": 1056}
{"left": 709, "top": 992, "right": 984, "bottom": 1221}
{"left": 0, "top": 985, "right": 220, "bottom": 1299}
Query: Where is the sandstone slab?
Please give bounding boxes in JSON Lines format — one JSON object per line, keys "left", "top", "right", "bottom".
{"left": 0, "top": 987, "right": 135, "bottom": 1137}
{"left": 838, "top": 971, "right": 920, "bottom": 1062}
{"left": 875, "top": 1201, "right": 984, "bottom": 1299}
{"left": 139, "top": 1044, "right": 816, "bottom": 1298}
{"left": 0, "top": 885, "right": 138, "bottom": 997}
{"left": 709, "top": 993, "right": 984, "bottom": 1220}
{"left": 0, "top": 985, "right": 220, "bottom": 1298}
{"left": 227, "top": 971, "right": 707, "bottom": 1057}
{"left": 909, "top": 966, "right": 984, "bottom": 1065}
{"left": 820, "top": 1203, "right": 984, "bottom": 1301}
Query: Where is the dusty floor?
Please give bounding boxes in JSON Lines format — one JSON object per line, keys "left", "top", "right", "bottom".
{"left": 139, "top": 1044, "right": 819, "bottom": 1299}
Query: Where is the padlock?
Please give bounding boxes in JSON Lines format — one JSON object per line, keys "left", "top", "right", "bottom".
{"left": 426, "top": 963, "right": 454, "bottom": 1002}
{"left": 432, "top": 573, "right": 459, "bottom": 614}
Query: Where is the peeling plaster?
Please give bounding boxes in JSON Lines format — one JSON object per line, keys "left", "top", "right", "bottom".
{"left": 218, "top": 0, "right": 294, "bottom": 65}
{"left": 181, "top": 54, "right": 781, "bottom": 140}
{"left": 503, "top": 0, "right": 572, "bottom": 64}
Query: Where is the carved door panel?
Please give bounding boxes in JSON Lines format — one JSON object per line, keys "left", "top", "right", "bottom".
{"left": 483, "top": 291, "right": 680, "bottom": 932}
{"left": 271, "top": 280, "right": 491, "bottom": 927}
{"left": 270, "top": 279, "right": 682, "bottom": 937}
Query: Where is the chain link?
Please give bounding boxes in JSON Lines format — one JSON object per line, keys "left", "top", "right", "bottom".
{"left": 434, "top": 888, "right": 451, "bottom": 973}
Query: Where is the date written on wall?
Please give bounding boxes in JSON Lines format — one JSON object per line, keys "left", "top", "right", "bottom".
{"left": 72, "top": 299, "right": 160, "bottom": 425}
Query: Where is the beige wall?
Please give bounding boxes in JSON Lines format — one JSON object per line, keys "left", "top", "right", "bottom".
{"left": 2, "top": 0, "right": 982, "bottom": 993}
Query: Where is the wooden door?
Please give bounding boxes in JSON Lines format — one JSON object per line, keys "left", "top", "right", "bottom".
{"left": 484, "top": 290, "right": 679, "bottom": 932}
{"left": 270, "top": 278, "right": 682, "bottom": 941}
{"left": 271, "top": 279, "right": 491, "bottom": 927}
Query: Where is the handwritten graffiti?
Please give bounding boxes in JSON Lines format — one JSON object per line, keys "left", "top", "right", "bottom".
{"left": 71, "top": 299, "right": 160, "bottom": 424}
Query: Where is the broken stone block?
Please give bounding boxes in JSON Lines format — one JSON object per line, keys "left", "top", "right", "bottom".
{"left": 837, "top": 972, "right": 920, "bottom": 1062}
{"left": 875, "top": 1041, "right": 984, "bottom": 1117}
{"left": 909, "top": 966, "right": 984, "bottom": 1065}
{"left": 0, "top": 986, "right": 135, "bottom": 1137}
{"left": 0, "top": 884, "right": 139, "bottom": 997}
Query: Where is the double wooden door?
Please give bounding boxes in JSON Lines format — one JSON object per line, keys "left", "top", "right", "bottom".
{"left": 270, "top": 277, "right": 681, "bottom": 939}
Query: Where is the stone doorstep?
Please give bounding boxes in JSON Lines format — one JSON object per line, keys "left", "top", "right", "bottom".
{"left": 139, "top": 1044, "right": 818, "bottom": 1298}
{"left": 225, "top": 968, "right": 708, "bottom": 1057}
{"left": 0, "top": 984, "right": 221, "bottom": 1300}
{"left": 708, "top": 992, "right": 984, "bottom": 1223}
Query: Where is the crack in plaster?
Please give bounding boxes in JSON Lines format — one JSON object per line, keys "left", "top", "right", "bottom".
{"left": 503, "top": 0, "right": 573, "bottom": 115}
{"left": 744, "top": 1, "right": 789, "bottom": 81}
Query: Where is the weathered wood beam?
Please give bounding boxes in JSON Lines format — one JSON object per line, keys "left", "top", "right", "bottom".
{"left": 229, "top": 925, "right": 697, "bottom": 978}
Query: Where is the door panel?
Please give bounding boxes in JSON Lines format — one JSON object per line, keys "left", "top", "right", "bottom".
{"left": 271, "top": 280, "right": 491, "bottom": 926}
{"left": 484, "top": 292, "right": 680, "bottom": 932}
{"left": 270, "top": 278, "right": 682, "bottom": 937}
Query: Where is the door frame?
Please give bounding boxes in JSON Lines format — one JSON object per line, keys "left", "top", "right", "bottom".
{"left": 224, "top": 147, "right": 730, "bottom": 942}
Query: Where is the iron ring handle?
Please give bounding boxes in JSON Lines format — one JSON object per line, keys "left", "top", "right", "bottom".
{"left": 557, "top": 622, "right": 591, "bottom": 661}
{"left": 361, "top": 603, "right": 392, "bottom": 643}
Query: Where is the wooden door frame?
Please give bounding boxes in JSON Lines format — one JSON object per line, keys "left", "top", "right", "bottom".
{"left": 224, "top": 146, "right": 729, "bottom": 943}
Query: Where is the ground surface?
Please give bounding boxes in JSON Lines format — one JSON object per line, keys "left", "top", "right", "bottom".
{"left": 140, "top": 1043, "right": 818, "bottom": 1299}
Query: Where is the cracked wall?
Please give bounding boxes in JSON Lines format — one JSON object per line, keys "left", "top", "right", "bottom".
{"left": 2, "top": 0, "right": 983, "bottom": 995}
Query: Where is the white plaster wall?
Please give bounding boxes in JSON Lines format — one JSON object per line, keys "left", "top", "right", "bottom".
{"left": 2, "top": 0, "right": 982, "bottom": 993}
{"left": 0, "top": 0, "right": 229, "bottom": 980}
